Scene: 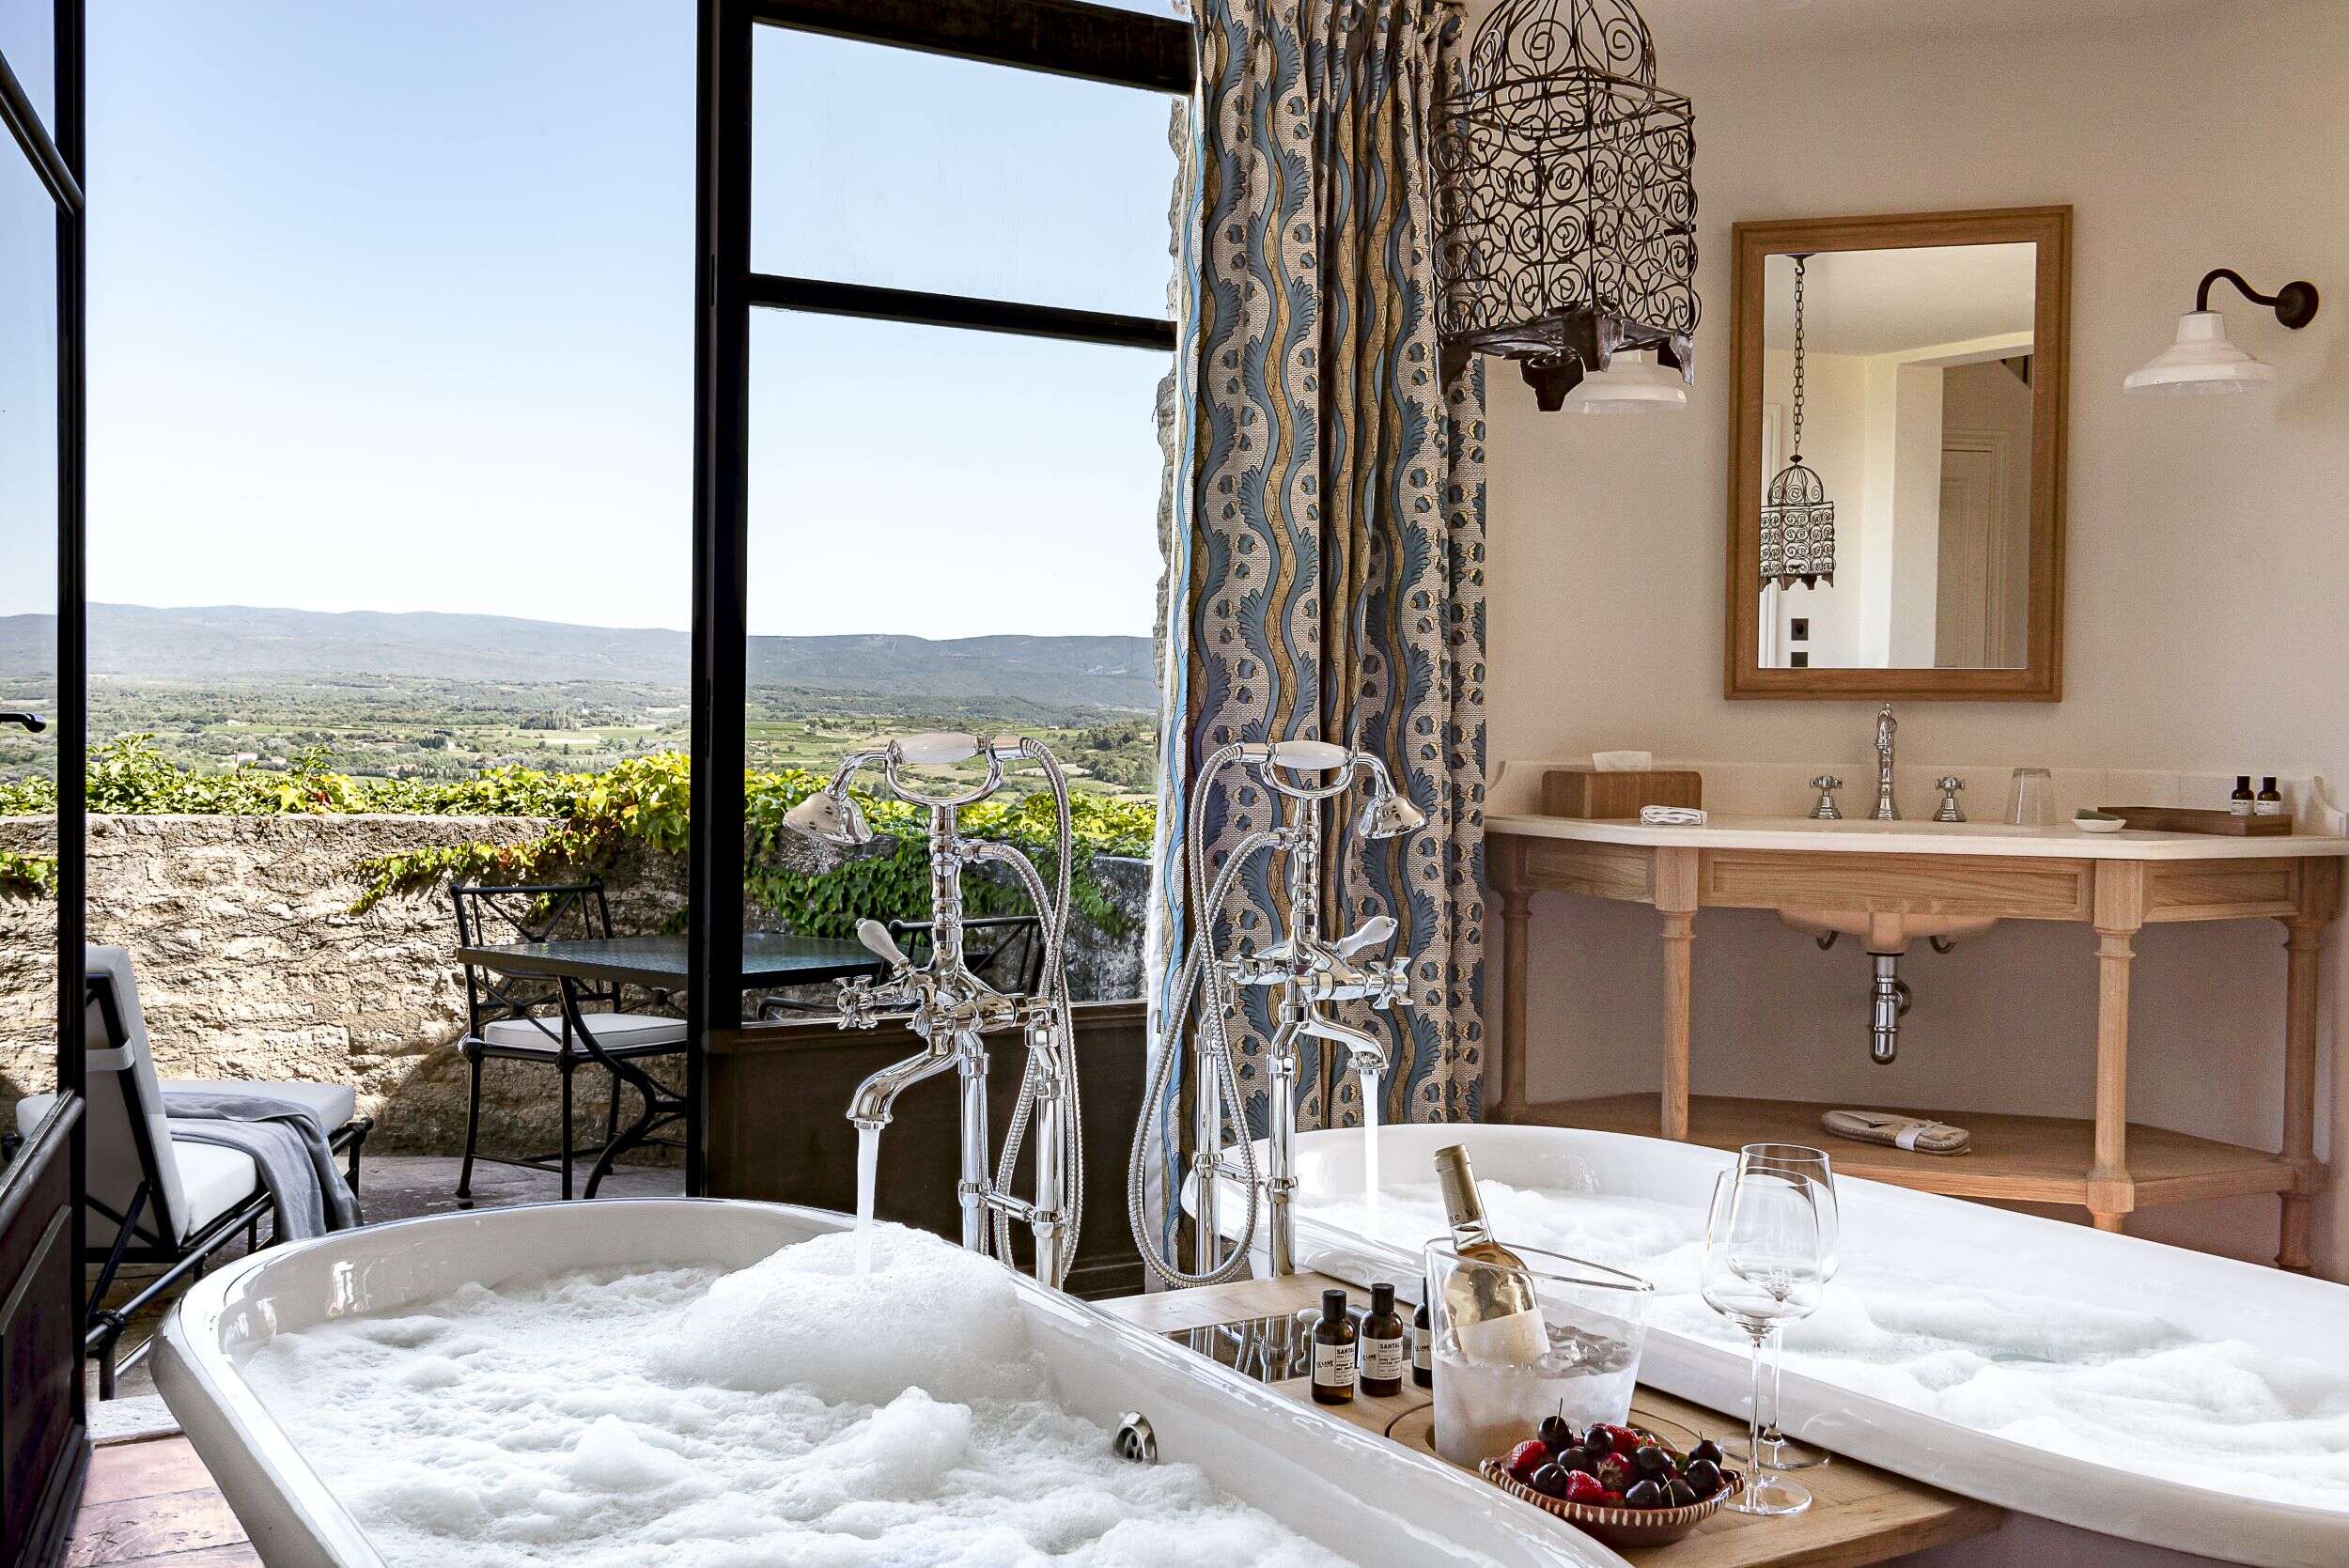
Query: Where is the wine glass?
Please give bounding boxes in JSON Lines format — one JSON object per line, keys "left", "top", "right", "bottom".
{"left": 1734, "top": 1144, "right": 1838, "bottom": 1472}
{"left": 1701, "top": 1169, "right": 1825, "bottom": 1516}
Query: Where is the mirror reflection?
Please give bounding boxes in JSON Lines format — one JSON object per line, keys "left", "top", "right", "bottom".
{"left": 1757, "top": 241, "right": 2037, "bottom": 670}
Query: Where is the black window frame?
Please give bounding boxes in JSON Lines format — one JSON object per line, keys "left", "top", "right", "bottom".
{"left": 687, "top": 0, "right": 1190, "bottom": 1192}
{"left": 0, "top": 0, "right": 89, "bottom": 1545}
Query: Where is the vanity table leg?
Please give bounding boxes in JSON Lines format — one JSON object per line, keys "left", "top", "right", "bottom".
{"left": 1657, "top": 848, "right": 1700, "bottom": 1142}
{"left": 2088, "top": 863, "right": 2144, "bottom": 1234}
{"left": 1495, "top": 877, "right": 1533, "bottom": 1124}
{"left": 2279, "top": 914, "right": 2324, "bottom": 1272}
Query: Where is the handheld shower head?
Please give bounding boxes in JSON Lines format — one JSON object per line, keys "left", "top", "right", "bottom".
{"left": 783, "top": 784, "right": 873, "bottom": 846}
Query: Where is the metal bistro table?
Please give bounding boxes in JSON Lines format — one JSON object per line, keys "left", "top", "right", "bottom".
{"left": 454, "top": 932, "right": 888, "bottom": 1196}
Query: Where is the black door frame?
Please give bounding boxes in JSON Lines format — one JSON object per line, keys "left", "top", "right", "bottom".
{"left": 686, "top": 0, "right": 1187, "bottom": 1194}
{"left": 0, "top": 0, "right": 89, "bottom": 1560}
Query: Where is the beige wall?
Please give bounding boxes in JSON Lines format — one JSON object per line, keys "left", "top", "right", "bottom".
{"left": 1483, "top": 3, "right": 2349, "bottom": 1273}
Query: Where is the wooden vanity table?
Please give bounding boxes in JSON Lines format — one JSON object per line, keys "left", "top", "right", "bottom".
{"left": 1489, "top": 815, "right": 2347, "bottom": 1267}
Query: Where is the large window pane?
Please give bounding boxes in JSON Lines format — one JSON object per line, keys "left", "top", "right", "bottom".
{"left": 0, "top": 0, "right": 55, "bottom": 134}
{"left": 0, "top": 143, "right": 59, "bottom": 1135}
{"left": 743, "top": 310, "right": 1165, "bottom": 1001}
{"left": 753, "top": 28, "right": 1177, "bottom": 318}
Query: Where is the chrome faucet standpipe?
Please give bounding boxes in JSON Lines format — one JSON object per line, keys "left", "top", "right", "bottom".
{"left": 1873, "top": 704, "right": 1900, "bottom": 821}
{"left": 1127, "top": 739, "right": 1425, "bottom": 1287}
{"left": 784, "top": 732, "right": 1083, "bottom": 1290}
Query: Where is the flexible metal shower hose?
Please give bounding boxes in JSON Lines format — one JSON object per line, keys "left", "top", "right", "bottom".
{"left": 1126, "top": 743, "right": 1281, "bottom": 1288}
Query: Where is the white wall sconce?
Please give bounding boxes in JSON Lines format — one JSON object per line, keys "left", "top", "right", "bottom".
{"left": 2124, "top": 268, "right": 2320, "bottom": 396}
{"left": 1560, "top": 350, "right": 1689, "bottom": 414}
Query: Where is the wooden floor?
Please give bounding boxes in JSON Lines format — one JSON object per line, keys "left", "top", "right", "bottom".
{"left": 68, "top": 1438, "right": 255, "bottom": 1567}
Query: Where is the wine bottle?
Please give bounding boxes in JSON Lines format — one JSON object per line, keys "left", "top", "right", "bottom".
{"left": 1360, "top": 1281, "right": 1407, "bottom": 1396}
{"left": 1433, "top": 1144, "right": 1548, "bottom": 1365}
{"left": 1311, "top": 1288, "right": 1358, "bottom": 1405}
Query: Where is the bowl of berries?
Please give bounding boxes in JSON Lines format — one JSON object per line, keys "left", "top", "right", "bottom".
{"left": 1480, "top": 1413, "right": 1741, "bottom": 1548}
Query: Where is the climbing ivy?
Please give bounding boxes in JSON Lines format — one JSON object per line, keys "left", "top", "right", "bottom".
{"left": 0, "top": 737, "right": 1157, "bottom": 937}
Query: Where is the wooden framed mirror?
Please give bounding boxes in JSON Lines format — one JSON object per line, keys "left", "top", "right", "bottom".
{"left": 1726, "top": 207, "right": 2070, "bottom": 700}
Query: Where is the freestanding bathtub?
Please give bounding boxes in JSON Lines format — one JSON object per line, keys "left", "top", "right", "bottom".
{"left": 156, "top": 1198, "right": 1604, "bottom": 1568}
{"left": 1224, "top": 1124, "right": 2349, "bottom": 1568}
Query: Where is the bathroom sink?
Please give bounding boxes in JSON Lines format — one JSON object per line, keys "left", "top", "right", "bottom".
{"left": 1778, "top": 908, "right": 1999, "bottom": 952}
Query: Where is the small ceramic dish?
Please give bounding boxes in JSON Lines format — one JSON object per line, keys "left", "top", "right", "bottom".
{"left": 1479, "top": 1458, "right": 1740, "bottom": 1547}
{"left": 2073, "top": 811, "right": 2127, "bottom": 834}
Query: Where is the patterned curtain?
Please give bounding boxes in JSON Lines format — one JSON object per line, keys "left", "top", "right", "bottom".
{"left": 1145, "top": 0, "right": 1487, "bottom": 1226}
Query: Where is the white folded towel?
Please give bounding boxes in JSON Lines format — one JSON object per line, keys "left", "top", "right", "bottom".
{"left": 1639, "top": 805, "right": 1706, "bottom": 827}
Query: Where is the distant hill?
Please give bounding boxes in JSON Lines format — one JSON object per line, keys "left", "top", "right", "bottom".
{"left": 0, "top": 605, "right": 1157, "bottom": 713}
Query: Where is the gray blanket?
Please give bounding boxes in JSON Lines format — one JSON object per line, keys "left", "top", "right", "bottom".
{"left": 163, "top": 1089, "right": 360, "bottom": 1240}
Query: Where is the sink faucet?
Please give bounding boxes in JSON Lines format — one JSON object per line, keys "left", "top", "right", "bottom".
{"left": 1873, "top": 704, "right": 1900, "bottom": 821}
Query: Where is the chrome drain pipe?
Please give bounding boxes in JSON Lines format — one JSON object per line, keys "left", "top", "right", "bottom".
{"left": 1869, "top": 953, "right": 1912, "bottom": 1064}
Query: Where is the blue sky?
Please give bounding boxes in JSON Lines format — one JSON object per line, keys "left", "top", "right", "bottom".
{"left": 80, "top": 2, "right": 1176, "bottom": 639}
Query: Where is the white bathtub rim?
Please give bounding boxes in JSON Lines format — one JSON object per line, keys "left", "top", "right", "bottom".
{"left": 1233, "top": 1126, "right": 2349, "bottom": 1568}
{"left": 159, "top": 1197, "right": 1614, "bottom": 1568}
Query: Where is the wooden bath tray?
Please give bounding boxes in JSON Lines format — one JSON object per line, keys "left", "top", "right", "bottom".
{"left": 2099, "top": 804, "right": 2291, "bottom": 835}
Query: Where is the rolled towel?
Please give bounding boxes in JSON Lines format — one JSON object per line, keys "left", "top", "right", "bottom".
{"left": 1819, "top": 1109, "right": 1971, "bottom": 1157}
{"left": 1640, "top": 805, "right": 1707, "bottom": 827}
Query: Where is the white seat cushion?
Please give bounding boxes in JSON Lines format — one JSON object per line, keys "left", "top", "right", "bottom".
{"left": 169, "top": 1139, "right": 261, "bottom": 1239}
{"left": 481, "top": 1012, "right": 688, "bottom": 1053}
{"left": 156, "top": 1079, "right": 357, "bottom": 1131}
{"left": 14, "top": 1091, "right": 58, "bottom": 1141}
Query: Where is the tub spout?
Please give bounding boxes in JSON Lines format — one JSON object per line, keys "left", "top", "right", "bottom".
{"left": 848, "top": 1040, "right": 958, "bottom": 1129}
{"left": 1299, "top": 1012, "right": 1390, "bottom": 1080}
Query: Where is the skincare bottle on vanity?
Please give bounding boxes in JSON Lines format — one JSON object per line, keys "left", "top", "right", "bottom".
{"left": 1411, "top": 1300, "right": 1433, "bottom": 1388}
{"left": 1433, "top": 1144, "right": 1548, "bottom": 1365}
{"left": 2257, "top": 777, "right": 2285, "bottom": 816}
{"left": 2231, "top": 776, "right": 2255, "bottom": 816}
{"left": 1311, "top": 1288, "right": 1358, "bottom": 1405}
{"left": 1361, "top": 1281, "right": 1407, "bottom": 1396}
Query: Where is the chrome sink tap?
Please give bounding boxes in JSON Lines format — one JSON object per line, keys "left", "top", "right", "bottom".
{"left": 1873, "top": 704, "right": 1900, "bottom": 821}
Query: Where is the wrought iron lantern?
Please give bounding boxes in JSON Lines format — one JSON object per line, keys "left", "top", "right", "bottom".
{"left": 1761, "top": 254, "right": 1834, "bottom": 589}
{"left": 1434, "top": 0, "right": 1699, "bottom": 411}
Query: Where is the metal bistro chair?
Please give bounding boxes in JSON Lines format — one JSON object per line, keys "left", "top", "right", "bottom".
{"left": 18, "top": 946, "right": 373, "bottom": 1398}
{"left": 451, "top": 881, "right": 687, "bottom": 1203}
{"left": 754, "top": 913, "right": 1046, "bottom": 1021}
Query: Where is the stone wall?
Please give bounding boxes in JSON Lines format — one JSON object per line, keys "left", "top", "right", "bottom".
{"left": 0, "top": 815, "right": 1144, "bottom": 1157}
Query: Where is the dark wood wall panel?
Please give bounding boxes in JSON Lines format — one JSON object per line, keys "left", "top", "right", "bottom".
{"left": 708, "top": 1000, "right": 1148, "bottom": 1297}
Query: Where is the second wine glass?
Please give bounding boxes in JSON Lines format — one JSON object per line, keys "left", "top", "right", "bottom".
{"left": 1732, "top": 1143, "right": 1839, "bottom": 1472}
{"left": 1701, "top": 1167, "right": 1826, "bottom": 1516}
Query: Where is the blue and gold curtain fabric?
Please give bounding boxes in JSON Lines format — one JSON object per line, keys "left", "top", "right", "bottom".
{"left": 1148, "top": 0, "right": 1487, "bottom": 1192}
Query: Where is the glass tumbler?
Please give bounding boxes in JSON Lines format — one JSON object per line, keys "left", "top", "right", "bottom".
{"left": 1423, "top": 1241, "right": 1655, "bottom": 1467}
{"left": 2005, "top": 767, "right": 2054, "bottom": 827}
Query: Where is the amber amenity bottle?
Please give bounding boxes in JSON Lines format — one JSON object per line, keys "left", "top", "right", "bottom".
{"left": 1411, "top": 1299, "right": 1433, "bottom": 1388}
{"left": 1311, "top": 1288, "right": 1358, "bottom": 1405}
{"left": 1361, "top": 1281, "right": 1407, "bottom": 1396}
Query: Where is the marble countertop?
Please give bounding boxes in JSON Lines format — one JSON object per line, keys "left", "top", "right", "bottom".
{"left": 1487, "top": 813, "right": 2349, "bottom": 861}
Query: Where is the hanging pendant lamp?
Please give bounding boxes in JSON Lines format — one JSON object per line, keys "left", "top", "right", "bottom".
{"left": 1433, "top": 0, "right": 1699, "bottom": 411}
{"left": 1761, "top": 254, "right": 1834, "bottom": 590}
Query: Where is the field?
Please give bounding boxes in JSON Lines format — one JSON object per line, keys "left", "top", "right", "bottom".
{"left": 68, "top": 678, "right": 1159, "bottom": 800}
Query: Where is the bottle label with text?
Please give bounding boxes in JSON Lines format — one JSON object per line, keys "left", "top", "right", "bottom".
{"left": 1312, "top": 1340, "right": 1357, "bottom": 1390}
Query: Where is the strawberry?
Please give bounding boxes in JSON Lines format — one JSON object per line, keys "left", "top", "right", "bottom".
{"left": 1595, "top": 1454, "right": 1637, "bottom": 1494}
{"left": 1592, "top": 1422, "right": 1644, "bottom": 1457}
{"left": 1503, "top": 1439, "right": 1549, "bottom": 1483}
{"left": 1563, "top": 1471, "right": 1612, "bottom": 1506}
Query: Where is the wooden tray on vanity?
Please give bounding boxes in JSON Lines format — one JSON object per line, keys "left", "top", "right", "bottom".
{"left": 1545, "top": 768, "right": 1703, "bottom": 818}
{"left": 2098, "top": 805, "right": 2290, "bottom": 836}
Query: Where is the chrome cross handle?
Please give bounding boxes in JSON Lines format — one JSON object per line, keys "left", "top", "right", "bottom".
{"left": 1809, "top": 775, "right": 1844, "bottom": 820}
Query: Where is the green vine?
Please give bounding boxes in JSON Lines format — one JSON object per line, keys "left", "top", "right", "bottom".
{"left": 0, "top": 737, "right": 1156, "bottom": 936}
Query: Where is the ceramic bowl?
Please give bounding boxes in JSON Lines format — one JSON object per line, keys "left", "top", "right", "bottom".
{"left": 2073, "top": 814, "right": 2126, "bottom": 833}
{"left": 1478, "top": 1458, "right": 1740, "bottom": 1547}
